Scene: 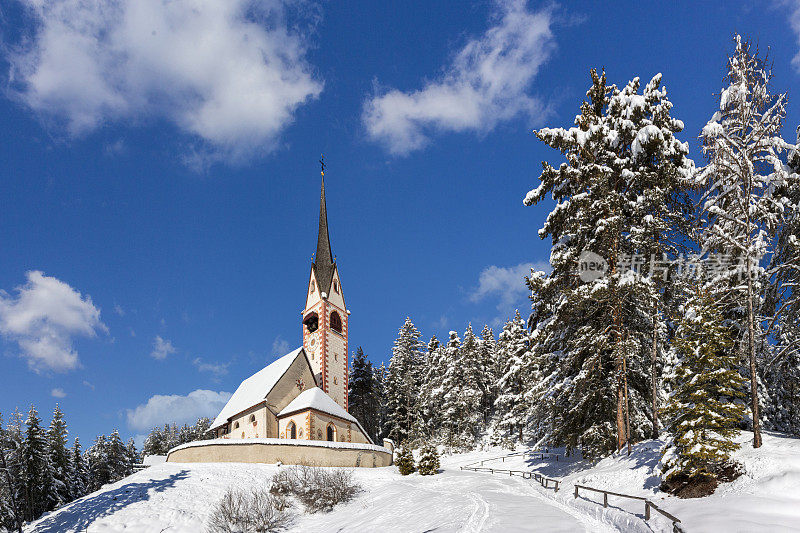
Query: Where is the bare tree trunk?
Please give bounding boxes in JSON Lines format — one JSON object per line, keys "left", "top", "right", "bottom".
{"left": 623, "top": 348, "right": 632, "bottom": 456}
{"left": 746, "top": 264, "right": 763, "bottom": 448}
{"left": 651, "top": 305, "right": 659, "bottom": 439}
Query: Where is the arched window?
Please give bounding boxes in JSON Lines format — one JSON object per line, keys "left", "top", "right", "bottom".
{"left": 326, "top": 424, "right": 335, "bottom": 442}
{"left": 233, "top": 421, "right": 239, "bottom": 429}
{"left": 288, "top": 421, "right": 297, "bottom": 439}
{"left": 330, "top": 311, "right": 342, "bottom": 333}
{"left": 249, "top": 414, "right": 256, "bottom": 425}
{"left": 304, "top": 312, "right": 319, "bottom": 334}
{"left": 333, "top": 279, "right": 339, "bottom": 294}
{"left": 310, "top": 280, "right": 315, "bottom": 293}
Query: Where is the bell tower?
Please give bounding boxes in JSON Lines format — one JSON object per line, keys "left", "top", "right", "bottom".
{"left": 302, "top": 159, "right": 349, "bottom": 411}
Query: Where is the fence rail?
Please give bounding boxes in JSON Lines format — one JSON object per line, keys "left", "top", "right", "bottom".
{"left": 460, "top": 465, "right": 560, "bottom": 492}
{"left": 573, "top": 484, "right": 684, "bottom": 533}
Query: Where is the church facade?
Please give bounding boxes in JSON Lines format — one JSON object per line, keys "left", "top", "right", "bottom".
{"left": 201, "top": 168, "right": 373, "bottom": 448}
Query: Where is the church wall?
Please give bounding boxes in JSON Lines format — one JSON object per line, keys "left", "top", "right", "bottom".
{"left": 265, "top": 354, "right": 315, "bottom": 415}
{"left": 324, "top": 324, "right": 347, "bottom": 408}
{"left": 226, "top": 404, "right": 275, "bottom": 440}
{"left": 278, "top": 411, "right": 311, "bottom": 440}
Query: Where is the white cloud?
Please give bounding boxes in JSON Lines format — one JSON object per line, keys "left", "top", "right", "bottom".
{"left": 787, "top": 1, "right": 800, "bottom": 70}
{"left": 271, "top": 335, "right": 290, "bottom": 357}
{"left": 0, "top": 271, "right": 107, "bottom": 372}
{"left": 362, "top": 0, "right": 555, "bottom": 154}
{"left": 51, "top": 387, "right": 67, "bottom": 398}
{"left": 82, "top": 380, "right": 95, "bottom": 390}
{"left": 6, "top": 0, "right": 322, "bottom": 162}
{"left": 150, "top": 335, "right": 176, "bottom": 360}
{"left": 126, "top": 389, "right": 232, "bottom": 431}
{"left": 192, "top": 357, "right": 229, "bottom": 379}
{"left": 113, "top": 304, "right": 125, "bottom": 316}
{"left": 470, "top": 261, "right": 550, "bottom": 313}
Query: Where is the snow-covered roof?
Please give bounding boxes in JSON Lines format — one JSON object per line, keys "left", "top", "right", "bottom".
{"left": 278, "top": 386, "right": 357, "bottom": 423}
{"left": 210, "top": 347, "right": 304, "bottom": 430}
{"left": 277, "top": 387, "right": 374, "bottom": 444}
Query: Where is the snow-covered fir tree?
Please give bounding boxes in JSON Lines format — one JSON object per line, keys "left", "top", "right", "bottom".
{"left": 763, "top": 127, "right": 800, "bottom": 435}
{"left": 349, "top": 347, "right": 381, "bottom": 442}
{"left": 383, "top": 318, "right": 424, "bottom": 444}
{"left": 68, "top": 438, "right": 88, "bottom": 501}
{"left": 87, "top": 435, "right": 111, "bottom": 492}
{"left": 416, "top": 336, "right": 445, "bottom": 440}
{"left": 21, "top": 406, "right": 58, "bottom": 521}
{"left": 697, "top": 35, "right": 795, "bottom": 448}
{"left": 47, "top": 405, "right": 71, "bottom": 507}
{"left": 0, "top": 411, "right": 24, "bottom": 533}
{"left": 662, "top": 287, "right": 746, "bottom": 493}
{"left": 524, "top": 68, "right": 694, "bottom": 458}
{"left": 416, "top": 443, "right": 440, "bottom": 475}
{"left": 492, "top": 311, "right": 532, "bottom": 443}
{"left": 395, "top": 446, "right": 415, "bottom": 476}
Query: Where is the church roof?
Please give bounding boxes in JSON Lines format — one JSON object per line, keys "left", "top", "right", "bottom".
{"left": 210, "top": 347, "right": 304, "bottom": 430}
{"left": 278, "top": 387, "right": 374, "bottom": 444}
{"left": 312, "top": 175, "right": 336, "bottom": 295}
{"left": 278, "top": 386, "right": 357, "bottom": 423}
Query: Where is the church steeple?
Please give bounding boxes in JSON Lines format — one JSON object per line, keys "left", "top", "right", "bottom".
{"left": 313, "top": 170, "right": 335, "bottom": 295}
{"left": 303, "top": 157, "right": 349, "bottom": 410}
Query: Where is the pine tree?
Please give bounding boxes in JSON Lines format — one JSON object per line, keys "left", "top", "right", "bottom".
{"left": 696, "top": 35, "right": 794, "bottom": 448}
{"left": 524, "top": 68, "right": 693, "bottom": 458}
{"left": 763, "top": 127, "right": 800, "bottom": 435}
{"left": 383, "top": 318, "right": 424, "bottom": 444}
{"left": 0, "top": 412, "right": 24, "bottom": 533}
{"left": 348, "top": 347, "right": 380, "bottom": 442}
{"left": 492, "top": 311, "right": 532, "bottom": 443}
{"left": 662, "top": 288, "right": 746, "bottom": 494}
{"left": 395, "top": 446, "right": 415, "bottom": 476}
{"left": 21, "top": 405, "right": 57, "bottom": 520}
{"left": 47, "top": 405, "right": 71, "bottom": 507}
{"left": 416, "top": 336, "right": 445, "bottom": 440}
{"left": 87, "top": 435, "right": 111, "bottom": 491}
{"left": 107, "top": 430, "right": 131, "bottom": 481}
{"left": 416, "top": 443, "right": 440, "bottom": 476}
{"left": 68, "top": 438, "right": 88, "bottom": 500}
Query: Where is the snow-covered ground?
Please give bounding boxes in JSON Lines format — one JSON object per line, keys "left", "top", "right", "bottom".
{"left": 25, "top": 430, "right": 800, "bottom": 532}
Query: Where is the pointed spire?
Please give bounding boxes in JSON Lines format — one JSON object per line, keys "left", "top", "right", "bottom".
{"left": 313, "top": 156, "right": 335, "bottom": 294}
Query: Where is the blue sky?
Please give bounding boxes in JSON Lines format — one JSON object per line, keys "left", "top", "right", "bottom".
{"left": 1, "top": 0, "right": 799, "bottom": 447}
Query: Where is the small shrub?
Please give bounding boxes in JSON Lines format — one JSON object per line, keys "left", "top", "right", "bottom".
{"left": 417, "top": 443, "right": 440, "bottom": 475}
{"left": 269, "top": 465, "right": 361, "bottom": 513}
{"left": 396, "top": 446, "right": 416, "bottom": 475}
{"left": 206, "top": 487, "right": 292, "bottom": 533}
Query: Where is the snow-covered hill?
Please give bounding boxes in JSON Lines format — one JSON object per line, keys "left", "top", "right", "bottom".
{"left": 25, "top": 431, "right": 800, "bottom": 532}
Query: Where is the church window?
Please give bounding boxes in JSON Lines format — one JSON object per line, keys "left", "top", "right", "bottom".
{"left": 249, "top": 414, "right": 256, "bottom": 425}
{"left": 304, "top": 312, "right": 319, "bottom": 334}
{"left": 330, "top": 311, "right": 342, "bottom": 333}
{"left": 326, "top": 424, "right": 335, "bottom": 442}
{"left": 333, "top": 280, "right": 339, "bottom": 293}
{"left": 233, "top": 421, "right": 239, "bottom": 429}
{"left": 334, "top": 376, "right": 338, "bottom": 385}
{"left": 288, "top": 422, "right": 297, "bottom": 439}
{"left": 310, "top": 280, "right": 315, "bottom": 293}
{"left": 334, "top": 352, "right": 337, "bottom": 361}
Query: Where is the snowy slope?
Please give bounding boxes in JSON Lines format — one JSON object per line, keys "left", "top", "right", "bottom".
{"left": 468, "top": 431, "right": 800, "bottom": 533}
{"left": 26, "top": 430, "right": 800, "bottom": 532}
{"left": 26, "top": 460, "right": 612, "bottom": 532}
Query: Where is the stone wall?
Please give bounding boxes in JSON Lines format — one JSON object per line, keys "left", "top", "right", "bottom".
{"left": 166, "top": 439, "right": 392, "bottom": 468}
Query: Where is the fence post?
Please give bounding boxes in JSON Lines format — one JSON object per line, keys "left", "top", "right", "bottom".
{"left": 603, "top": 492, "right": 608, "bottom": 508}
{"left": 574, "top": 486, "right": 579, "bottom": 499}
{"left": 645, "top": 501, "right": 651, "bottom": 521}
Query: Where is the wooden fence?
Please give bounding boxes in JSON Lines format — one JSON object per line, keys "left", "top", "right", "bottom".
{"left": 573, "top": 484, "right": 684, "bottom": 533}
{"left": 460, "top": 465, "right": 561, "bottom": 492}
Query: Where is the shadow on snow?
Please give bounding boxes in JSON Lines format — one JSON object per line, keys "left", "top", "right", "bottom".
{"left": 28, "top": 470, "right": 191, "bottom": 532}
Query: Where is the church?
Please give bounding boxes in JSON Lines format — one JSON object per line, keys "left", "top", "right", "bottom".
{"left": 166, "top": 167, "right": 392, "bottom": 467}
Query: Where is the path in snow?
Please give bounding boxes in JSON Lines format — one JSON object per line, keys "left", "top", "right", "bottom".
{"left": 26, "top": 462, "right": 613, "bottom": 532}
